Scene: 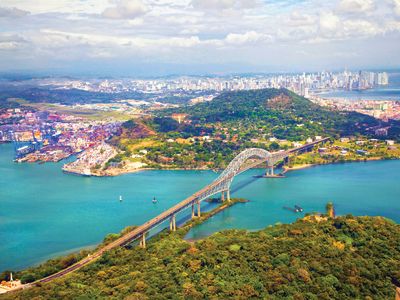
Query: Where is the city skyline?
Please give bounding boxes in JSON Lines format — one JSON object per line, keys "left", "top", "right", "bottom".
{"left": 0, "top": 0, "right": 400, "bottom": 76}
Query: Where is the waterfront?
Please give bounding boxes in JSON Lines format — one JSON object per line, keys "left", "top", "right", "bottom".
{"left": 318, "top": 72, "right": 400, "bottom": 101}
{"left": 1, "top": 143, "right": 400, "bottom": 271}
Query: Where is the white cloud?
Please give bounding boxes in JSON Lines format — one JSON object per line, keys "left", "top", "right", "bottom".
{"left": 191, "top": 0, "right": 256, "bottom": 10}
{"left": 337, "top": 0, "right": 375, "bottom": 13}
{"left": 0, "top": 34, "right": 27, "bottom": 51}
{"left": 165, "top": 15, "right": 199, "bottom": 25}
{"left": 225, "top": 31, "right": 271, "bottom": 45}
{"left": 0, "top": 41, "right": 23, "bottom": 50}
{"left": 102, "top": 0, "right": 148, "bottom": 19}
{"left": 319, "top": 12, "right": 340, "bottom": 33}
{"left": 37, "top": 29, "right": 204, "bottom": 51}
{"left": 0, "top": 0, "right": 109, "bottom": 14}
{"left": 385, "top": 20, "right": 400, "bottom": 31}
{"left": 394, "top": 0, "right": 400, "bottom": 16}
{"left": 343, "top": 19, "right": 381, "bottom": 37}
{"left": 0, "top": 6, "right": 30, "bottom": 18}
{"left": 0, "top": 0, "right": 400, "bottom": 72}
{"left": 286, "top": 12, "right": 316, "bottom": 27}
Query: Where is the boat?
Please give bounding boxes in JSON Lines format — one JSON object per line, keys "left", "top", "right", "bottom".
{"left": 119, "top": 195, "right": 123, "bottom": 202}
{"left": 294, "top": 205, "right": 303, "bottom": 212}
{"left": 283, "top": 206, "right": 299, "bottom": 213}
{"left": 152, "top": 196, "right": 157, "bottom": 203}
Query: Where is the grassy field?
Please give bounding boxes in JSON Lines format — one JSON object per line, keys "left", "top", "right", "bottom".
{"left": 9, "top": 98, "right": 135, "bottom": 121}
{"left": 120, "top": 138, "right": 162, "bottom": 152}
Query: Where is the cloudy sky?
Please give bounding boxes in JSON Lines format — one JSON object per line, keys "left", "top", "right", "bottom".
{"left": 0, "top": 0, "right": 399, "bottom": 76}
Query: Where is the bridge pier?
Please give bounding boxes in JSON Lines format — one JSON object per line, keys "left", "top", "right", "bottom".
{"left": 221, "top": 191, "right": 225, "bottom": 202}
{"left": 226, "top": 189, "right": 230, "bottom": 202}
{"left": 139, "top": 233, "right": 146, "bottom": 248}
{"left": 284, "top": 156, "right": 289, "bottom": 165}
{"left": 170, "top": 215, "right": 176, "bottom": 231}
{"left": 191, "top": 202, "right": 195, "bottom": 219}
{"left": 197, "top": 200, "right": 201, "bottom": 217}
{"left": 265, "top": 165, "right": 274, "bottom": 176}
{"left": 262, "top": 164, "right": 285, "bottom": 178}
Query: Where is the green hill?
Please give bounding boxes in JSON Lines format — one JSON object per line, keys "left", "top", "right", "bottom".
{"left": 166, "top": 88, "right": 398, "bottom": 140}
{"left": 2, "top": 216, "right": 399, "bottom": 299}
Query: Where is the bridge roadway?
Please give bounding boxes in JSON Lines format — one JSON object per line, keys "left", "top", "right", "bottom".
{"left": 26, "top": 138, "right": 329, "bottom": 286}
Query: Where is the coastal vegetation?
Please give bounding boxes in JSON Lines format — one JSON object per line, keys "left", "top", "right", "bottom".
{"left": 2, "top": 214, "right": 399, "bottom": 299}
{"left": 287, "top": 139, "right": 400, "bottom": 169}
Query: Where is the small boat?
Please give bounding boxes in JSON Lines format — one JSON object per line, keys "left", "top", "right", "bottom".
{"left": 119, "top": 195, "right": 123, "bottom": 202}
{"left": 283, "top": 206, "right": 299, "bottom": 213}
{"left": 294, "top": 205, "right": 303, "bottom": 212}
{"left": 152, "top": 196, "right": 157, "bottom": 203}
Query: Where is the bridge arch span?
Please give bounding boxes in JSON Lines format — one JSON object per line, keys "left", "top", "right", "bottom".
{"left": 214, "top": 148, "right": 272, "bottom": 186}
{"left": 193, "top": 148, "right": 274, "bottom": 202}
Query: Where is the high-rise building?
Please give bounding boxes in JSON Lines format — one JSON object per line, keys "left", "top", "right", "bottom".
{"left": 368, "top": 72, "right": 375, "bottom": 86}
{"left": 358, "top": 71, "right": 363, "bottom": 89}
{"left": 377, "top": 72, "right": 389, "bottom": 85}
{"left": 382, "top": 72, "right": 389, "bottom": 85}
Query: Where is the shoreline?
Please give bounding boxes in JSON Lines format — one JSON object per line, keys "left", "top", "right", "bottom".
{"left": 283, "top": 157, "right": 397, "bottom": 174}
{"left": 3, "top": 142, "right": 397, "bottom": 177}
{"left": 65, "top": 166, "right": 219, "bottom": 177}
{"left": 72, "top": 156, "right": 399, "bottom": 177}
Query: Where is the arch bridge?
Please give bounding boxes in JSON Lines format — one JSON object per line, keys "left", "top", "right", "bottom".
{"left": 34, "top": 137, "right": 329, "bottom": 285}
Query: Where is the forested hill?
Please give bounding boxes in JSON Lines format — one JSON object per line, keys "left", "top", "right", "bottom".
{"left": 175, "top": 88, "right": 361, "bottom": 122}
{"left": 167, "top": 88, "right": 398, "bottom": 139}
{"left": 3, "top": 216, "right": 400, "bottom": 299}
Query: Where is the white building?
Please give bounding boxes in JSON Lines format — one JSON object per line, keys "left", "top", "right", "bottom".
{"left": 386, "top": 140, "right": 395, "bottom": 146}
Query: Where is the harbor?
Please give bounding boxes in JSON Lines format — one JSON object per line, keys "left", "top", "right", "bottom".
{"left": 62, "top": 142, "right": 118, "bottom": 176}
{"left": 0, "top": 107, "right": 121, "bottom": 165}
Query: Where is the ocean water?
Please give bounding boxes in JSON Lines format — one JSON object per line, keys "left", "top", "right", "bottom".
{"left": 1, "top": 143, "right": 399, "bottom": 271}
{"left": 319, "top": 72, "right": 400, "bottom": 100}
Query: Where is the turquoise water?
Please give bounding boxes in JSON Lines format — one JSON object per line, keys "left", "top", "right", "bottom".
{"left": 320, "top": 88, "right": 400, "bottom": 101}
{"left": 186, "top": 160, "right": 400, "bottom": 239}
{"left": 1, "top": 142, "right": 399, "bottom": 271}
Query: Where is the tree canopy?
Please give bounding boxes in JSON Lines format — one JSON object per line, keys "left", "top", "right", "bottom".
{"left": 3, "top": 215, "right": 399, "bottom": 300}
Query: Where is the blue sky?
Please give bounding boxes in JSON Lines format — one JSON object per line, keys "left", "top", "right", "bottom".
{"left": 0, "top": 0, "right": 399, "bottom": 76}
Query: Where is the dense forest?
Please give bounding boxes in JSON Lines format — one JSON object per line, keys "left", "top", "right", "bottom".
{"left": 2, "top": 215, "right": 399, "bottom": 299}
{"left": 164, "top": 88, "right": 397, "bottom": 140}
